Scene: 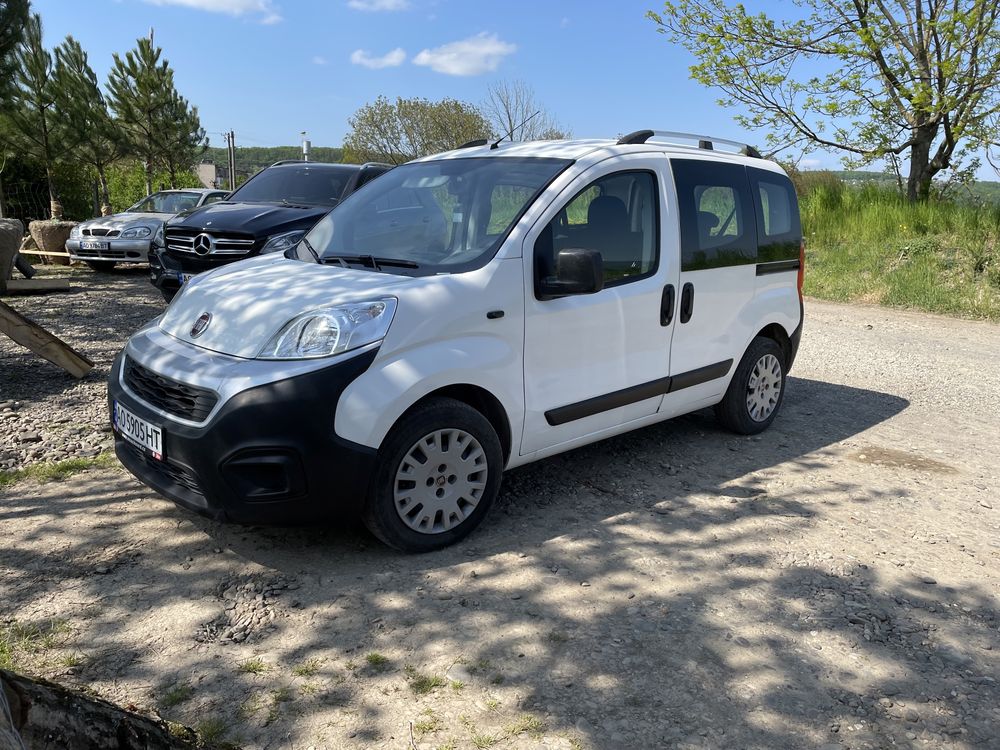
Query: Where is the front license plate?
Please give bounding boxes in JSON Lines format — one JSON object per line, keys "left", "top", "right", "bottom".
{"left": 80, "top": 240, "right": 109, "bottom": 250}
{"left": 178, "top": 272, "right": 195, "bottom": 284}
{"left": 113, "top": 401, "right": 163, "bottom": 460}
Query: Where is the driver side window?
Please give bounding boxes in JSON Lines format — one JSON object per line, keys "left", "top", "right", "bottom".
{"left": 534, "top": 170, "right": 658, "bottom": 287}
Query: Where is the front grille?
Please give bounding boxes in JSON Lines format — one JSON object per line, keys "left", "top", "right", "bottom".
{"left": 165, "top": 228, "right": 255, "bottom": 257}
{"left": 123, "top": 357, "right": 218, "bottom": 422}
{"left": 122, "top": 440, "right": 203, "bottom": 496}
{"left": 83, "top": 228, "right": 121, "bottom": 237}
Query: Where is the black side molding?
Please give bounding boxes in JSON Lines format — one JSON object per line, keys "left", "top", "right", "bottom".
{"left": 544, "top": 359, "right": 734, "bottom": 426}
{"left": 756, "top": 259, "right": 801, "bottom": 276}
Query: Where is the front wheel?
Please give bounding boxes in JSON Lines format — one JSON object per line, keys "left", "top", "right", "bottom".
{"left": 362, "top": 398, "right": 503, "bottom": 553}
{"left": 714, "top": 336, "right": 786, "bottom": 435}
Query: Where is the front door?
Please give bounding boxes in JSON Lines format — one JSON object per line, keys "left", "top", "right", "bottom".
{"left": 521, "top": 155, "right": 677, "bottom": 455}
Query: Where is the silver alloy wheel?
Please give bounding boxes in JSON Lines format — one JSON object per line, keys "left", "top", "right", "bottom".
{"left": 393, "top": 428, "right": 488, "bottom": 534}
{"left": 745, "top": 353, "right": 783, "bottom": 422}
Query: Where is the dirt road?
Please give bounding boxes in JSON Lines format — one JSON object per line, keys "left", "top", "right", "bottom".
{"left": 2, "top": 272, "right": 998, "bottom": 749}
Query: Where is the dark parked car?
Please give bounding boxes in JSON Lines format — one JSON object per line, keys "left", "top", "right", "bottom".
{"left": 149, "top": 160, "right": 391, "bottom": 300}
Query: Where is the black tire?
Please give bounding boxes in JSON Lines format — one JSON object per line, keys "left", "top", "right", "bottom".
{"left": 160, "top": 287, "right": 177, "bottom": 303}
{"left": 85, "top": 260, "right": 117, "bottom": 273}
{"left": 714, "top": 336, "right": 787, "bottom": 435}
{"left": 362, "top": 397, "right": 503, "bottom": 553}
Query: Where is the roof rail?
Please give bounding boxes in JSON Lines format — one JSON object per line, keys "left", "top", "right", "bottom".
{"left": 270, "top": 159, "right": 305, "bottom": 166}
{"left": 617, "top": 130, "right": 762, "bottom": 159}
{"left": 457, "top": 139, "right": 489, "bottom": 149}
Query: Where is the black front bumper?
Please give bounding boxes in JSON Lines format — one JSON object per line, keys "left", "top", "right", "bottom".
{"left": 108, "top": 349, "right": 378, "bottom": 525}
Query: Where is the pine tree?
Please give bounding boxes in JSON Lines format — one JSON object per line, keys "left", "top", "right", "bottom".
{"left": 159, "top": 92, "right": 207, "bottom": 188}
{"left": 106, "top": 34, "right": 176, "bottom": 195}
{"left": 1, "top": 13, "right": 72, "bottom": 219}
{"left": 0, "top": 0, "right": 30, "bottom": 98}
{"left": 53, "top": 36, "right": 126, "bottom": 214}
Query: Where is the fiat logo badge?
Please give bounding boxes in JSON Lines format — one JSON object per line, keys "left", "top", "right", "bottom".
{"left": 190, "top": 312, "right": 212, "bottom": 338}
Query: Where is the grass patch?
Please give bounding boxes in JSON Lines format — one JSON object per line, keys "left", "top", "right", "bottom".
{"left": 449, "top": 680, "right": 464, "bottom": 692}
{"left": 413, "top": 708, "right": 441, "bottom": 737}
{"left": 291, "top": 658, "right": 322, "bottom": 677}
{"left": 161, "top": 683, "right": 193, "bottom": 708}
{"left": 236, "top": 657, "right": 269, "bottom": 675}
{"left": 0, "top": 451, "right": 116, "bottom": 490}
{"left": 404, "top": 665, "right": 445, "bottom": 695}
{"left": 364, "top": 651, "right": 390, "bottom": 670}
{"left": 0, "top": 619, "right": 70, "bottom": 670}
{"left": 471, "top": 733, "right": 498, "bottom": 749}
{"left": 799, "top": 179, "right": 1000, "bottom": 319}
{"left": 194, "top": 717, "right": 228, "bottom": 743}
{"left": 298, "top": 681, "right": 320, "bottom": 696}
{"left": 506, "top": 714, "right": 545, "bottom": 737}
{"left": 58, "top": 653, "right": 85, "bottom": 668}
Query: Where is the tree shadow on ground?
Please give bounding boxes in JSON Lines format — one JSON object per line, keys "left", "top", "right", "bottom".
{"left": 5, "top": 376, "right": 997, "bottom": 748}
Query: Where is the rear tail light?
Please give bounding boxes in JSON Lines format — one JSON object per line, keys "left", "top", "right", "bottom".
{"left": 797, "top": 239, "right": 805, "bottom": 299}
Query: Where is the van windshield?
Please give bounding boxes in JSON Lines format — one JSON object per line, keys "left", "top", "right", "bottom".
{"left": 304, "top": 157, "right": 571, "bottom": 274}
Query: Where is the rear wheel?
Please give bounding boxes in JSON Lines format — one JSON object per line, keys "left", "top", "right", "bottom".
{"left": 714, "top": 336, "right": 786, "bottom": 435}
{"left": 362, "top": 398, "right": 503, "bottom": 553}
{"left": 84, "top": 260, "right": 116, "bottom": 273}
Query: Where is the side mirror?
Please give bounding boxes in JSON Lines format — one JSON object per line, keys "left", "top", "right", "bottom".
{"left": 537, "top": 248, "right": 604, "bottom": 300}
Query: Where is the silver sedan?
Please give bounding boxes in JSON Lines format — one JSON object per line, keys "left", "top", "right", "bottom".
{"left": 66, "top": 188, "right": 229, "bottom": 271}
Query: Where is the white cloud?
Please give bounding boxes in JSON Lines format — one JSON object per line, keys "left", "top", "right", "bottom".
{"left": 142, "top": 0, "right": 282, "bottom": 23}
{"left": 413, "top": 33, "right": 516, "bottom": 76}
{"left": 312, "top": 55, "right": 328, "bottom": 65}
{"left": 347, "top": 0, "right": 408, "bottom": 10}
{"left": 350, "top": 47, "right": 407, "bottom": 69}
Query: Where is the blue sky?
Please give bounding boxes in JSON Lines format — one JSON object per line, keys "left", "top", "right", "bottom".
{"left": 31, "top": 0, "right": 774, "bottom": 151}
{"left": 29, "top": 0, "right": 998, "bottom": 180}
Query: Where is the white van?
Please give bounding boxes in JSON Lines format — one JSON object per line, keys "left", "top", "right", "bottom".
{"left": 109, "top": 131, "right": 804, "bottom": 552}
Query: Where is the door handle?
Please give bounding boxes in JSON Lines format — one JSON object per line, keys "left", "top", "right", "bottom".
{"left": 680, "top": 282, "right": 694, "bottom": 323}
{"left": 660, "top": 284, "right": 675, "bottom": 326}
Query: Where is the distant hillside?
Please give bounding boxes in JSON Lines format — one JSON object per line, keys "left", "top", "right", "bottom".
{"left": 202, "top": 145, "right": 346, "bottom": 176}
{"left": 828, "top": 169, "right": 1000, "bottom": 204}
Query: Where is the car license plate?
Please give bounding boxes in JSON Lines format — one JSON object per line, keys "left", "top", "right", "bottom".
{"left": 178, "top": 272, "right": 195, "bottom": 284}
{"left": 80, "top": 240, "right": 109, "bottom": 250}
{"left": 113, "top": 401, "right": 163, "bottom": 460}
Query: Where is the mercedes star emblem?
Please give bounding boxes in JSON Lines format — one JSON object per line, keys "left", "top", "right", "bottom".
{"left": 190, "top": 312, "right": 212, "bottom": 338}
{"left": 193, "top": 233, "right": 213, "bottom": 256}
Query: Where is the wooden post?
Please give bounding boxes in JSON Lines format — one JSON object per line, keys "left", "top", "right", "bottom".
{"left": 0, "top": 300, "right": 93, "bottom": 378}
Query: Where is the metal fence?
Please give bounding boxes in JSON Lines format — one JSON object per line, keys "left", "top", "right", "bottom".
{"left": 0, "top": 180, "right": 50, "bottom": 227}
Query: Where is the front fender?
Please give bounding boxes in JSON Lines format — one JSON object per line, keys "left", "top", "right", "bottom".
{"left": 335, "top": 333, "right": 524, "bottom": 455}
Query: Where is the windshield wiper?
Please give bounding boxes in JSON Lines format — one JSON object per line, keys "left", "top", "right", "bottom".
{"left": 321, "top": 254, "right": 419, "bottom": 270}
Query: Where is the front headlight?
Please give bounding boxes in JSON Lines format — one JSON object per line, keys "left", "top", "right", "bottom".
{"left": 152, "top": 224, "right": 164, "bottom": 248}
{"left": 121, "top": 226, "right": 152, "bottom": 239}
{"left": 260, "top": 230, "right": 305, "bottom": 254}
{"left": 69, "top": 225, "right": 82, "bottom": 239}
{"left": 257, "top": 298, "right": 397, "bottom": 360}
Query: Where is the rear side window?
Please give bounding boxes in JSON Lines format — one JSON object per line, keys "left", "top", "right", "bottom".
{"left": 748, "top": 167, "right": 801, "bottom": 262}
{"left": 534, "top": 170, "right": 659, "bottom": 287}
{"left": 671, "top": 159, "right": 756, "bottom": 271}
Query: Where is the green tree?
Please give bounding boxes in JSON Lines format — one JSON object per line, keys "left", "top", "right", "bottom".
{"left": 53, "top": 36, "right": 125, "bottom": 215}
{"left": 158, "top": 92, "right": 207, "bottom": 188}
{"left": 1, "top": 13, "right": 72, "bottom": 218}
{"left": 649, "top": 0, "right": 1000, "bottom": 202}
{"left": 0, "top": 0, "right": 30, "bottom": 97}
{"left": 106, "top": 34, "right": 178, "bottom": 195}
{"left": 343, "top": 95, "right": 491, "bottom": 164}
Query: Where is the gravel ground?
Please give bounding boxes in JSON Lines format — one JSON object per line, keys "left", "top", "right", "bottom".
{"left": 1, "top": 267, "right": 999, "bottom": 749}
